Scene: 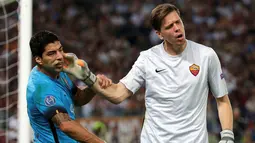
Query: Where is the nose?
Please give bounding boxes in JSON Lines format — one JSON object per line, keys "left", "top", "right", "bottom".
{"left": 173, "top": 24, "right": 180, "bottom": 32}
{"left": 56, "top": 51, "right": 63, "bottom": 60}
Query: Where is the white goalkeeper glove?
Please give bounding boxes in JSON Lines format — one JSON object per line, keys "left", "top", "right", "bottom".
{"left": 63, "top": 53, "right": 96, "bottom": 87}
{"left": 219, "top": 130, "right": 234, "bottom": 143}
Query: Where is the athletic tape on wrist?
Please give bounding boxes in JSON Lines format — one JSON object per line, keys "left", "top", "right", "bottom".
{"left": 220, "top": 130, "right": 234, "bottom": 140}
{"left": 83, "top": 71, "right": 96, "bottom": 87}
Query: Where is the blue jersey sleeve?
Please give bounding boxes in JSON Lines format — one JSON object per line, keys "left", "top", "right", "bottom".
{"left": 33, "top": 83, "right": 67, "bottom": 120}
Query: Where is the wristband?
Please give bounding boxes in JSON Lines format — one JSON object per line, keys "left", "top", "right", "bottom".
{"left": 83, "top": 71, "right": 96, "bottom": 87}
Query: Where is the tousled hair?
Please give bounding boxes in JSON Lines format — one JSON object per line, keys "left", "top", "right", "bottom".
{"left": 29, "top": 30, "right": 59, "bottom": 57}
{"left": 150, "top": 3, "right": 180, "bottom": 31}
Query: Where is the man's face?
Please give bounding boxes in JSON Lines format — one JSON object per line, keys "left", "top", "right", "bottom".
{"left": 36, "top": 41, "right": 64, "bottom": 75}
{"left": 156, "top": 11, "right": 186, "bottom": 46}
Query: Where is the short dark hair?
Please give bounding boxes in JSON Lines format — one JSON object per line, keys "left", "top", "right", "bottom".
{"left": 29, "top": 30, "right": 59, "bottom": 57}
{"left": 150, "top": 3, "right": 180, "bottom": 31}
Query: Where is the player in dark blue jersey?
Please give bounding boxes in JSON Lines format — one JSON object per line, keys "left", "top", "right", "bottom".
{"left": 27, "top": 30, "right": 110, "bottom": 143}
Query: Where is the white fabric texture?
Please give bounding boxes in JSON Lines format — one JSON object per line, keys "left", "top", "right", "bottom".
{"left": 120, "top": 40, "right": 228, "bottom": 143}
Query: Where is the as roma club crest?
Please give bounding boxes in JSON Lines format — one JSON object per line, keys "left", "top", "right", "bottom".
{"left": 189, "top": 64, "right": 200, "bottom": 76}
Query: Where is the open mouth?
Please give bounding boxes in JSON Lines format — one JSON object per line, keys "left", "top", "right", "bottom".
{"left": 177, "top": 34, "right": 183, "bottom": 39}
{"left": 55, "top": 63, "right": 63, "bottom": 68}
{"left": 176, "top": 34, "right": 184, "bottom": 41}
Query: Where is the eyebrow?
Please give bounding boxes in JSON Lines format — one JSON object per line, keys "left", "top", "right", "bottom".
{"left": 59, "top": 46, "right": 63, "bottom": 50}
{"left": 47, "top": 45, "right": 63, "bottom": 53}
{"left": 164, "top": 19, "right": 181, "bottom": 29}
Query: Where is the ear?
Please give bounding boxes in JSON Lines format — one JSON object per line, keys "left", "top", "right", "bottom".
{"left": 155, "top": 30, "right": 163, "bottom": 40}
{"left": 35, "top": 56, "right": 43, "bottom": 65}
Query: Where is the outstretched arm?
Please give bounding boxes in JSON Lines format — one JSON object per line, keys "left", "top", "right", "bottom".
{"left": 92, "top": 80, "right": 132, "bottom": 104}
{"left": 63, "top": 53, "right": 132, "bottom": 104}
{"left": 73, "top": 74, "right": 112, "bottom": 106}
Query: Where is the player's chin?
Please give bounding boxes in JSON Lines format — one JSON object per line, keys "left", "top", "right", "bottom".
{"left": 176, "top": 38, "right": 186, "bottom": 45}
{"left": 55, "top": 66, "right": 63, "bottom": 72}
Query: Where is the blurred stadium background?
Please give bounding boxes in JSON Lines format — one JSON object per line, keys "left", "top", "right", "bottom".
{"left": 0, "top": 0, "right": 255, "bottom": 143}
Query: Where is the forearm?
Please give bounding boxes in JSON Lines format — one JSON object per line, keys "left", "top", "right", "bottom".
{"left": 91, "top": 80, "right": 129, "bottom": 104}
{"left": 216, "top": 95, "right": 234, "bottom": 143}
{"left": 61, "top": 120, "right": 104, "bottom": 143}
{"left": 73, "top": 87, "right": 96, "bottom": 106}
{"left": 217, "top": 96, "right": 233, "bottom": 130}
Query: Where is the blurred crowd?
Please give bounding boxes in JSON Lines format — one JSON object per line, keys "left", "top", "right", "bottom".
{"left": 0, "top": 0, "right": 255, "bottom": 142}
{"left": 0, "top": 1, "right": 19, "bottom": 143}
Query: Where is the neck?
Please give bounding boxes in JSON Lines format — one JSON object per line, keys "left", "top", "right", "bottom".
{"left": 164, "top": 40, "right": 187, "bottom": 56}
{"left": 37, "top": 66, "right": 59, "bottom": 79}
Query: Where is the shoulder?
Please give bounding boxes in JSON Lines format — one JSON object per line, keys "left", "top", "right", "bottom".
{"left": 27, "top": 67, "right": 40, "bottom": 92}
{"left": 28, "top": 67, "right": 56, "bottom": 93}
{"left": 139, "top": 43, "right": 162, "bottom": 58}
{"left": 32, "top": 78, "right": 59, "bottom": 104}
{"left": 187, "top": 40, "right": 216, "bottom": 57}
{"left": 188, "top": 40, "right": 210, "bottom": 50}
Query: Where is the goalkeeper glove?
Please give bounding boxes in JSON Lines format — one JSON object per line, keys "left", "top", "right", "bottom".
{"left": 219, "top": 130, "right": 234, "bottom": 143}
{"left": 63, "top": 53, "right": 96, "bottom": 87}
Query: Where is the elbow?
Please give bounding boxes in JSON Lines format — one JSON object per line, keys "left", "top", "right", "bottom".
{"left": 108, "top": 96, "right": 121, "bottom": 104}
{"left": 103, "top": 83, "right": 130, "bottom": 104}
{"left": 110, "top": 93, "right": 126, "bottom": 104}
{"left": 73, "top": 101, "right": 81, "bottom": 106}
{"left": 74, "top": 101, "right": 87, "bottom": 106}
{"left": 111, "top": 99, "right": 122, "bottom": 104}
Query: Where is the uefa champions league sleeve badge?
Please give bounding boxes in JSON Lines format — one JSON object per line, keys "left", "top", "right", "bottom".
{"left": 44, "top": 95, "right": 56, "bottom": 106}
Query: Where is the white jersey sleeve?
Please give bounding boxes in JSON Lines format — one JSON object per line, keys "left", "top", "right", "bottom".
{"left": 120, "top": 52, "right": 146, "bottom": 94}
{"left": 208, "top": 48, "right": 228, "bottom": 98}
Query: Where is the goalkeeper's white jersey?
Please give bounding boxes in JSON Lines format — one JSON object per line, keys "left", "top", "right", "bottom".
{"left": 120, "top": 40, "right": 228, "bottom": 143}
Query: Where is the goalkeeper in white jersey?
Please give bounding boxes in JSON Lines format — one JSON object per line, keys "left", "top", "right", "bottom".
{"left": 64, "top": 3, "right": 234, "bottom": 143}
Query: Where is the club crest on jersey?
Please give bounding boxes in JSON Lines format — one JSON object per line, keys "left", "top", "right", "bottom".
{"left": 44, "top": 95, "right": 56, "bottom": 106}
{"left": 189, "top": 64, "right": 200, "bottom": 76}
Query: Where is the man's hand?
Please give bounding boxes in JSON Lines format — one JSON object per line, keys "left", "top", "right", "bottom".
{"left": 219, "top": 130, "right": 234, "bottom": 143}
{"left": 97, "top": 74, "right": 112, "bottom": 89}
{"left": 63, "top": 53, "right": 96, "bottom": 87}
